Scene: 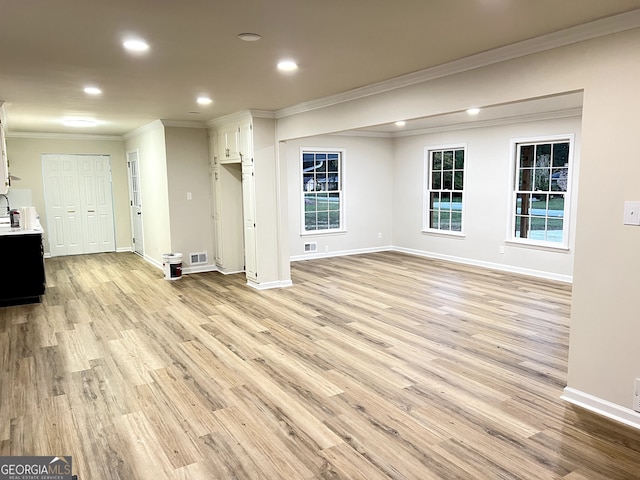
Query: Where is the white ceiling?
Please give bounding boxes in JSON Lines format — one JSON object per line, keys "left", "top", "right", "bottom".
{"left": 1, "top": 1, "right": 640, "bottom": 136}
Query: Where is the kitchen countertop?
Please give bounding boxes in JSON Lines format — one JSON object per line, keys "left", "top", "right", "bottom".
{"left": 0, "top": 226, "right": 43, "bottom": 236}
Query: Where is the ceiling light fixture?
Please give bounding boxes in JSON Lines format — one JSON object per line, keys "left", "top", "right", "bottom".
{"left": 277, "top": 59, "right": 298, "bottom": 72}
{"left": 122, "top": 39, "right": 150, "bottom": 53}
{"left": 467, "top": 108, "right": 481, "bottom": 115}
{"left": 62, "top": 118, "right": 97, "bottom": 127}
{"left": 395, "top": 121, "right": 406, "bottom": 127}
{"left": 84, "top": 86, "right": 102, "bottom": 95}
{"left": 238, "top": 33, "right": 261, "bottom": 42}
{"left": 197, "top": 96, "right": 212, "bottom": 105}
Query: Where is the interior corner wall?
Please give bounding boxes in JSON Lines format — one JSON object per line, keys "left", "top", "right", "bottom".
{"left": 5, "top": 136, "right": 130, "bottom": 255}
{"left": 275, "top": 28, "right": 640, "bottom": 417}
{"left": 392, "top": 115, "right": 582, "bottom": 280}
{"left": 124, "top": 125, "right": 171, "bottom": 264}
{"left": 253, "top": 117, "right": 292, "bottom": 285}
{"left": 164, "top": 126, "right": 213, "bottom": 270}
{"left": 285, "top": 134, "right": 394, "bottom": 259}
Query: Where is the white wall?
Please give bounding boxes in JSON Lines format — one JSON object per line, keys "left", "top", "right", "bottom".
{"left": 164, "top": 126, "right": 214, "bottom": 271}
{"left": 124, "top": 124, "right": 171, "bottom": 264}
{"left": 274, "top": 28, "right": 640, "bottom": 422}
{"left": 393, "top": 115, "right": 582, "bottom": 281}
{"left": 254, "top": 117, "right": 290, "bottom": 285}
{"left": 285, "top": 134, "right": 394, "bottom": 259}
{"left": 5, "top": 136, "right": 130, "bottom": 255}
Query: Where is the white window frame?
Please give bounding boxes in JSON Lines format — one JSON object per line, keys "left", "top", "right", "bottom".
{"left": 423, "top": 144, "right": 467, "bottom": 236}
{"left": 507, "top": 134, "right": 574, "bottom": 250}
{"left": 300, "top": 147, "right": 346, "bottom": 236}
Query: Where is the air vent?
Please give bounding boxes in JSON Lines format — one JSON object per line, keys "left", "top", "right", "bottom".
{"left": 189, "top": 252, "right": 208, "bottom": 265}
{"left": 304, "top": 242, "right": 317, "bottom": 253}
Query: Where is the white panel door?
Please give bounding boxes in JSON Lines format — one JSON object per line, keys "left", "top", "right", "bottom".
{"left": 93, "top": 156, "right": 116, "bottom": 252}
{"left": 242, "top": 162, "right": 257, "bottom": 281}
{"left": 127, "top": 150, "right": 144, "bottom": 257}
{"left": 78, "top": 155, "right": 115, "bottom": 253}
{"left": 43, "top": 154, "right": 115, "bottom": 256}
{"left": 78, "top": 156, "right": 99, "bottom": 253}
{"left": 43, "top": 154, "right": 84, "bottom": 256}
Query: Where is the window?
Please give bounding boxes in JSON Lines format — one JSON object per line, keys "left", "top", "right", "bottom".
{"left": 425, "top": 146, "right": 465, "bottom": 233}
{"left": 301, "top": 149, "right": 343, "bottom": 233}
{"left": 512, "top": 137, "right": 572, "bottom": 246}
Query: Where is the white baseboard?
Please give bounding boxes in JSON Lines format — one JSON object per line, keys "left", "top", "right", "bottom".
{"left": 144, "top": 254, "right": 162, "bottom": 270}
{"left": 392, "top": 246, "right": 573, "bottom": 283}
{"left": 290, "top": 245, "right": 572, "bottom": 283}
{"left": 116, "top": 247, "right": 132, "bottom": 253}
{"left": 561, "top": 387, "right": 640, "bottom": 430}
{"left": 247, "top": 279, "right": 294, "bottom": 290}
{"left": 290, "top": 245, "right": 393, "bottom": 262}
{"left": 217, "top": 268, "right": 245, "bottom": 275}
{"left": 183, "top": 264, "right": 218, "bottom": 274}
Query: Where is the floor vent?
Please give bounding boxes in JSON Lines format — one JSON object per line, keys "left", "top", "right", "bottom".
{"left": 304, "top": 242, "right": 317, "bottom": 253}
{"left": 190, "top": 252, "right": 208, "bottom": 265}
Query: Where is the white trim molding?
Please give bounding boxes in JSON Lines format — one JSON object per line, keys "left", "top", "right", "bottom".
{"left": 276, "top": 10, "right": 640, "bottom": 119}
{"left": 182, "top": 264, "right": 218, "bottom": 275}
{"left": 247, "top": 279, "right": 294, "bottom": 290}
{"left": 6, "top": 131, "right": 124, "bottom": 141}
{"left": 562, "top": 387, "right": 640, "bottom": 431}
{"left": 291, "top": 245, "right": 393, "bottom": 262}
{"left": 392, "top": 246, "right": 573, "bottom": 283}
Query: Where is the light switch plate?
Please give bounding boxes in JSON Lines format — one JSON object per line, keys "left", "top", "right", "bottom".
{"left": 623, "top": 201, "right": 640, "bottom": 225}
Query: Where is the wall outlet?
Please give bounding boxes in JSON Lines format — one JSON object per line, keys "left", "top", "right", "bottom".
{"left": 499, "top": 246, "right": 505, "bottom": 254}
{"left": 378, "top": 232, "right": 383, "bottom": 239}
{"left": 186, "top": 192, "right": 192, "bottom": 200}
{"left": 324, "top": 245, "right": 329, "bottom": 253}
{"left": 634, "top": 379, "right": 640, "bottom": 413}
{"left": 623, "top": 201, "right": 640, "bottom": 226}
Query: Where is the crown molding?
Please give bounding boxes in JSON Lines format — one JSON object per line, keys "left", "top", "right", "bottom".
{"left": 5, "top": 131, "right": 124, "bottom": 141}
{"left": 206, "top": 109, "right": 276, "bottom": 128}
{"left": 276, "top": 9, "right": 640, "bottom": 119}
{"left": 249, "top": 109, "right": 276, "bottom": 119}
{"left": 206, "top": 110, "right": 252, "bottom": 128}
{"left": 160, "top": 119, "right": 207, "bottom": 128}
{"left": 123, "top": 120, "right": 164, "bottom": 140}
{"left": 393, "top": 107, "right": 584, "bottom": 137}
{"left": 337, "top": 107, "right": 583, "bottom": 138}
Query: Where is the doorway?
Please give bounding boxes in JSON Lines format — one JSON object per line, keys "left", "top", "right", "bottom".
{"left": 127, "top": 150, "right": 144, "bottom": 257}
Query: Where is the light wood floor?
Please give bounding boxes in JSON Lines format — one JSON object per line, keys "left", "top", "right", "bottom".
{"left": 2, "top": 251, "right": 640, "bottom": 479}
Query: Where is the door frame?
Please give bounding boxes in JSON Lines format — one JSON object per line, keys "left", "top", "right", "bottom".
{"left": 126, "top": 149, "right": 144, "bottom": 257}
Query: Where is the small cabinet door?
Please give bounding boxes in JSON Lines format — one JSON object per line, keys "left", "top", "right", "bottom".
{"left": 239, "top": 121, "right": 253, "bottom": 160}
{"left": 219, "top": 125, "right": 241, "bottom": 162}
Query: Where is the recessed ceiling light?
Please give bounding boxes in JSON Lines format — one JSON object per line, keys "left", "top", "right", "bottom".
{"left": 277, "top": 60, "right": 298, "bottom": 72}
{"left": 238, "top": 33, "right": 261, "bottom": 42}
{"left": 467, "top": 108, "right": 481, "bottom": 115}
{"left": 395, "top": 121, "right": 406, "bottom": 127}
{"left": 197, "top": 96, "right": 212, "bottom": 105}
{"left": 123, "top": 39, "right": 149, "bottom": 53}
{"left": 62, "top": 118, "right": 97, "bottom": 127}
{"left": 84, "top": 86, "right": 102, "bottom": 95}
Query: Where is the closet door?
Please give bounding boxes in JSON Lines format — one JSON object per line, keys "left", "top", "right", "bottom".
{"left": 43, "top": 154, "right": 115, "bottom": 256}
{"left": 78, "top": 155, "right": 115, "bottom": 253}
{"left": 42, "top": 154, "right": 84, "bottom": 256}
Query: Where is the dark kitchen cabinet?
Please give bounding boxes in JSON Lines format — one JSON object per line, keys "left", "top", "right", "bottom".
{"left": 0, "top": 232, "right": 45, "bottom": 305}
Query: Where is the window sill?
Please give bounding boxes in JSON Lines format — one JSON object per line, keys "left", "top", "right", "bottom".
{"left": 301, "top": 229, "right": 347, "bottom": 237}
{"left": 505, "top": 240, "right": 570, "bottom": 253}
{"left": 421, "top": 229, "right": 466, "bottom": 239}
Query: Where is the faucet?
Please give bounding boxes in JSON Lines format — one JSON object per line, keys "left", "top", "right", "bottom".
{"left": 0, "top": 193, "right": 8, "bottom": 214}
